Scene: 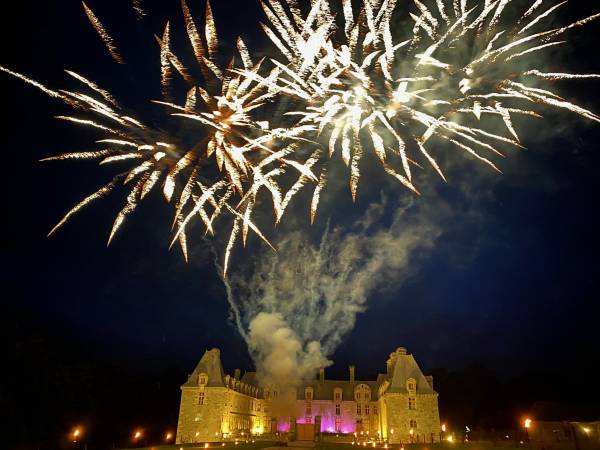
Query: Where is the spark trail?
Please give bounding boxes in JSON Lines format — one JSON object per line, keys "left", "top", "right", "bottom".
{"left": 1, "top": 0, "right": 599, "bottom": 273}
{"left": 254, "top": 0, "right": 600, "bottom": 223}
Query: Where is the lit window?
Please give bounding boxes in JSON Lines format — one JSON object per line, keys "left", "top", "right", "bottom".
{"left": 199, "top": 392, "right": 205, "bottom": 405}
{"left": 335, "top": 404, "right": 341, "bottom": 416}
{"left": 357, "top": 405, "right": 361, "bottom": 415}
{"left": 335, "top": 419, "right": 342, "bottom": 432}
{"left": 408, "top": 397, "right": 416, "bottom": 410}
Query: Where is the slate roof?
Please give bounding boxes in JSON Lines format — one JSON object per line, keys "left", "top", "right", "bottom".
{"left": 387, "top": 351, "right": 436, "bottom": 394}
{"left": 182, "top": 348, "right": 226, "bottom": 388}
{"left": 295, "top": 378, "right": 380, "bottom": 401}
{"left": 182, "top": 346, "right": 437, "bottom": 398}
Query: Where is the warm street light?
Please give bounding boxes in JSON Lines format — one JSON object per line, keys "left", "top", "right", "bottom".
{"left": 441, "top": 424, "right": 447, "bottom": 433}
{"left": 165, "top": 432, "right": 173, "bottom": 441}
{"left": 583, "top": 427, "right": 591, "bottom": 434}
{"left": 133, "top": 430, "right": 143, "bottom": 440}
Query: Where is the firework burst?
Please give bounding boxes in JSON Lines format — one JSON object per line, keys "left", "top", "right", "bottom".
{"left": 1, "top": 0, "right": 599, "bottom": 274}
{"left": 253, "top": 0, "right": 599, "bottom": 222}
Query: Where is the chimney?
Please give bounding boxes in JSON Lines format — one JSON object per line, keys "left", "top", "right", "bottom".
{"left": 319, "top": 367, "right": 325, "bottom": 383}
{"left": 234, "top": 368, "right": 241, "bottom": 380}
{"left": 349, "top": 365, "right": 355, "bottom": 382}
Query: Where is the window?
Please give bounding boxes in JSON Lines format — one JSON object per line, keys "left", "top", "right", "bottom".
{"left": 306, "top": 416, "right": 312, "bottom": 424}
{"left": 365, "top": 405, "right": 370, "bottom": 415}
{"left": 306, "top": 404, "right": 312, "bottom": 415}
{"left": 305, "top": 387, "right": 313, "bottom": 400}
{"left": 265, "top": 389, "right": 270, "bottom": 400}
{"left": 355, "top": 384, "right": 371, "bottom": 402}
{"left": 407, "top": 379, "right": 416, "bottom": 392}
{"left": 373, "top": 406, "right": 378, "bottom": 415}
{"left": 357, "top": 404, "right": 361, "bottom": 415}
{"left": 334, "top": 389, "right": 342, "bottom": 401}
{"left": 198, "top": 391, "right": 205, "bottom": 405}
{"left": 409, "top": 420, "right": 417, "bottom": 429}
{"left": 335, "top": 404, "right": 341, "bottom": 416}
{"left": 199, "top": 373, "right": 208, "bottom": 385}
{"left": 257, "top": 403, "right": 261, "bottom": 412}
{"left": 408, "top": 397, "right": 416, "bottom": 410}
{"left": 273, "top": 390, "right": 278, "bottom": 398}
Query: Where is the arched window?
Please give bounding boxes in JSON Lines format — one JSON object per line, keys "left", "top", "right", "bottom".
{"left": 199, "top": 373, "right": 208, "bottom": 386}
{"left": 407, "top": 378, "right": 416, "bottom": 393}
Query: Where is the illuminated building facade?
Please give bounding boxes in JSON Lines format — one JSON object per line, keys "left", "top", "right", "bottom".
{"left": 176, "top": 347, "right": 440, "bottom": 444}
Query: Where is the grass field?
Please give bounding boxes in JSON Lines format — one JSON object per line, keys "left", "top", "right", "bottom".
{"left": 121, "top": 441, "right": 524, "bottom": 450}
{"left": 318, "top": 443, "right": 524, "bottom": 450}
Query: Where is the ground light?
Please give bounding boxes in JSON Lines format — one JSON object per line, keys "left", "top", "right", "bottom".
{"left": 524, "top": 417, "right": 532, "bottom": 443}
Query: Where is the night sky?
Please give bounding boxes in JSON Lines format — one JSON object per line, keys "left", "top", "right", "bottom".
{"left": 2, "top": 1, "right": 600, "bottom": 448}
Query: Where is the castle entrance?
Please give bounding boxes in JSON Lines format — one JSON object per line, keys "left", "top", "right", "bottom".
{"left": 296, "top": 423, "right": 315, "bottom": 441}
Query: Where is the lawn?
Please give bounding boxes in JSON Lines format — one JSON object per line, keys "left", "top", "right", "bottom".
{"left": 318, "top": 444, "right": 524, "bottom": 450}
{"left": 121, "top": 442, "right": 524, "bottom": 450}
{"left": 119, "top": 440, "right": 280, "bottom": 450}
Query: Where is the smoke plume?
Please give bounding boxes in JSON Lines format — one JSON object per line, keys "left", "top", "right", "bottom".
{"left": 223, "top": 188, "right": 447, "bottom": 389}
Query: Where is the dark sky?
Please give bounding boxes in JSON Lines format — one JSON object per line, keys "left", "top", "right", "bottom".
{"left": 2, "top": 0, "right": 600, "bottom": 411}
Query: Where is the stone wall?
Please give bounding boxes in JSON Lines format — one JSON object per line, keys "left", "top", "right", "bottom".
{"left": 177, "top": 386, "right": 266, "bottom": 444}
{"left": 382, "top": 393, "right": 440, "bottom": 444}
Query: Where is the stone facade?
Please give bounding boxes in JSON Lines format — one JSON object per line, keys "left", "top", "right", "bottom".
{"left": 176, "top": 347, "right": 440, "bottom": 444}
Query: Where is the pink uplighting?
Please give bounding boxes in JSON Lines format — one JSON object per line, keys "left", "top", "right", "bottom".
{"left": 277, "top": 421, "right": 290, "bottom": 433}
